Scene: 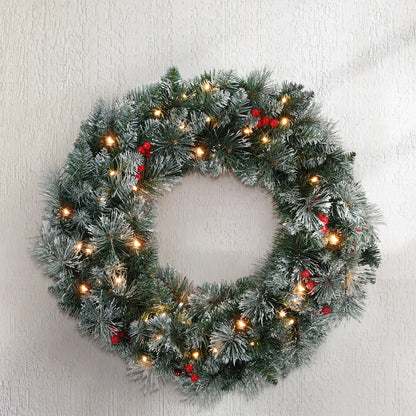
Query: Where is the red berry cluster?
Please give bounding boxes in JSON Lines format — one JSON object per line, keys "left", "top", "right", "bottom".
{"left": 301, "top": 269, "right": 316, "bottom": 292}
{"left": 109, "top": 326, "right": 130, "bottom": 344}
{"left": 317, "top": 213, "right": 329, "bottom": 233}
{"left": 301, "top": 269, "right": 331, "bottom": 315}
{"left": 251, "top": 108, "right": 279, "bottom": 128}
{"left": 136, "top": 141, "right": 152, "bottom": 180}
{"left": 174, "top": 364, "right": 199, "bottom": 382}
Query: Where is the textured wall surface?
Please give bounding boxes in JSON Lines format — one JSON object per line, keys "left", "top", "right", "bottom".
{"left": 1, "top": 1, "right": 416, "bottom": 415}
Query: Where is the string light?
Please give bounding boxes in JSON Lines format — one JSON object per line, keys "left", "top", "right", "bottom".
{"left": 79, "top": 283, "right": 90, "bottom": 294}
{"left": 280, "top": 117, "right": 289, "bottom": 126}
{"left": 153, "top": 109, "right": 162, "bottom": 117}
{"left": 281, "top": 96, "right": 288, "bottom": 104}
{"left": 132, "top": 239, "right": 142, "bottom": 249}
{"left": 105, "top": 136, "right": 116, "bottom": 146}
{"left": 132, "top": 185, "right": 138, "bottom": 192}
{"left": 75, "top": 242, "right": 83, "bottom": 251}
{"left": 326, "top": 231, "right": 342, "bottom": 248}
{"left": 261, "top": 136, "right": 270, "bottom": 144}
{"left": 296, "top": 284, "right": 306, "bottom": 293}
{"left": 212, "top": 347, "right": 218, "bottom": 354}
{"left": 61, "top": 207, "right": 71, "bottom": 217}
{"left": 288, "top": 318, "right": 295, "bottom": 325}
{"left": 195, "top": 147, "right": 205, "bottom": 157}
{"left": 249, "top": 341, "right": 256, "bottom": 347}
{"left": 203, "top": 82, "right": 211, "bottom": 91}
{"left": 279, "top": 310, "right": 287, "bottom": 318}
{"left": 192, "top": 351, "right": 200, "bottom": 359}
{"left": 243, "top": 127, "right": 252, "bottom": 135}
{"left": 99, "top": 196, "right": 106, "bottom": 202}
{"left": 206, "top": 116, "right": 211, "bottom": 122}
{"left": 236, "top": 319, "right": 248, "bottom": 331}
{"left": 109, "top": 170, "right": 116, "bottom": 177}
{"left": 141, "top": 355, "right": 148, "bottom": 362}
{"left": 114, "top": 276, "right": 124, "bottom": 285}
{"left": 309, "top": 175, "right": 320, "bottom": 185}
{"left": 179, "top": 123, "right": 186, "bottom": 130}
{"left": 182, "top": 93, "right": 187, "bottom": 99}
{"left": 84, "top": 245, "right": 94, "bottom": 255}
{"left": 178, "top": 302, "right": 184, "bottom": 307}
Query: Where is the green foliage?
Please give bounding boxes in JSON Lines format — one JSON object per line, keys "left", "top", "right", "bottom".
{"left": 33, "top": 67, "right": 381, "bottom": 403}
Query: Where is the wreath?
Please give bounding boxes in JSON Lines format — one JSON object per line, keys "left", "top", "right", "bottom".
{"left": 34, "top": 68, "right": 381, "bottom": 402}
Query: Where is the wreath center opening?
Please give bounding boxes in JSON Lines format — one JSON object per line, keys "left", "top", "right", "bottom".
{"left": 155, "top": 172, "right": 278, "bottom": 284}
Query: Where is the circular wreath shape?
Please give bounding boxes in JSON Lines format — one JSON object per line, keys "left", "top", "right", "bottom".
{"left": 34, "top": 68, "right": 380, "bottom": 402}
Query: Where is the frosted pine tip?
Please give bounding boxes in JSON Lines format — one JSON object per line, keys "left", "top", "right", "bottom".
{"left": 280, "top": 117, "right": 289, "bottom": 126}
{"left": 192, "top": 351, "right": 200, "bottom": 359}
{"left": 153, "top": 109, "right": 162, "bottom": 117}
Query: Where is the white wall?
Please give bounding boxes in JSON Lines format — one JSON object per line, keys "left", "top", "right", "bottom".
{"left": 1, "top": 1, "right": 415, "bottom": 415}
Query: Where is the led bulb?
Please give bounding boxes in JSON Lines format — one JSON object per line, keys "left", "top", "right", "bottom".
{"left": 280, "top": 117, "right": 289, "bottom": 126}
{"left": 132, "top": 185, "right": 138, "bottom": 191}
{"left": 61, "top": 207, "right": 71, "bottom": 217}
{"left": 75, "top": 242, "right": 83, "bottom": 251}
{"left": 109, "top": 170, "right": 116, "bottom": 177}
{"left": 261, "top": 136, "right": 269, "bottom": 143}
{"left": 279, "top": 310, "right": 286, "bottom": 318}
{"left": 141, "top": 355, "right": 148, "bottom": 362}
{"left": 236, "top": 319, "right": 247, "bottom": 329}
{"left": 114, "top": 276, "right": 124, "bottom": 284}
{"left": 206, "top": 116, "right": 211, "bottom": 122}
{"left": 203, "top": 83, "right": 210, "bottom": 91}
{"left": 182, "top": 93, "right": 187, "bottom": 99}
{"left": 281, "top": 96, "right": 288, "bottom": 104}
{"left": 133, "top": 239, "right": 142, "bottom": 248}
{"left": 192, "top": 351, "right": 200, "bottom": 359}
{"left": 249, "top": 341, "right": 255, "bottom": 346}
{"left": 179, "top": 123, "right": 186, "bottom": 130}
{"left": 296, "top": 284, "right": 306, "bottom": 293}
{"left": 288, "top": 318, "right": 295, "bottom": 325}
{"left": 79, "top": 284, "right": 89, "bottom": 294}
{"left": 195, "top": 147, "right": 205, "bottom": 157}
{"left": 310, "top": 175, "right": 319, "bottom": 184}
{"left": 106, "top": 136, "right": 115, "bottom": 146}
{"left": 153, "top": 109, "right": 162, "bottom": 117}
{"left": 243, "top": 127, "right": 252, "bottom": 135}
{"left": 212, "top": 347, "right": 218, "bottom": 354}
{"left": 84, "top": 247, "right": 93, "bottom": 255}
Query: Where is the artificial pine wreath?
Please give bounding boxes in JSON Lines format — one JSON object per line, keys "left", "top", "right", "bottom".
{"left": 34, "top": 68, "right": 381, "bottom": 402}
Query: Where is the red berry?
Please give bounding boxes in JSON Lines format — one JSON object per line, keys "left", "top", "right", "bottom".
{"left": 301, "top": 270, "right": 311, "bottom": 279}
{"left": 185, "top": 364, "right": 194, "bottom": 373}
{"left": 261, "top": 117, "right": 270, "bottom": 125}
{"left": 256, "top": 121, "right": 263, "bottom": 128}
{"left": 322, "top": 306, "right": 331, "bottom": 315}
{"left": 138, "top": 164, "right": 146, "bottom": 172}
{"left": 137, "top": 146, "right": 145, "bottom": 154}
{"left": 174, "top": 368, "right": 182, "bottom": 377}
{"left": 190, "top": 374, "right": 199, "bottom": 382}
{"left": 306, "top": 281, "right": 315, "bottom": 291}
{"left": 145, "top": 151, "right": 152, "bottom": 159}
{"left": 143, "top": 141, "right": 152, "bottom": 150}
{"left": 111, "top": 335, "right": 119, "bottom": 344}
{"left": 135, "top": 173, "right": 142, "bottom": 180}
{"left": 314, "top": 196, "right": 321, "bottom": 200}
{"left": 118, "top": 331, "right": 126, "bottom": 339}
{"left": 321, "top": 225, "right": 328, "bottom": 233}
{"left": 317, "top": 213, "right": 324, "bottom": 219}
{"left": 318, "top": 214, "right": 329, "bottom": 224}
{"left": 355, "top": 228, "right": 361, "bottom": 232}
{"left": 251, "top": 108, "right": 260, "bottom": 117}
{"left": 270, "top": 119, "right": 279, "bottom": 127}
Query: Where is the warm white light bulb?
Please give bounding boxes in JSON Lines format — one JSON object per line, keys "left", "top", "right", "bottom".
{"left": 288, "top": 318, "right": 295, "bottom": 325}
{"left": 192, "top": 351, "right": 200, "bottom": 359}
{"left": 261, "top": 136, "right": 269, "bottom": 143}
{"left": 79, "top": 284, "right": 89, "bottom": 294}
{"left": 141, "top": 355, "right": 148, "bottom": 362}
{"left": 109, "top": 170, "right": 116, "bottom": 177}
{"left": 61, "top": 207, "right": 71, "bottom": 217}
{"left": 280, "top": 117, "right": 289, "bottom": 126}
{"left": 236, "top": 319, "right": 247, "bottom": 329}
{"left": 106, "top": 136, "right": 115, "bottom": 145}
{"left": 297, "top": 284, "right": 306, "bottom": 293}
{"left": 281, "top": 96, "right": 288, "bottom": 104}
{"left": 279, "top": 310, "right": 286, "bottom": 318}
{"left": 153, "top": 109, "right": 162, "bottom": 117}
{"left": 133, "top": 239, "right": 141, "bottom": 248}
{"left": 195, "top": 147, "right": 205, "bottom": 157}
{"left": 114, "top": 276, "right": 124, "bottom": 284}
{"left": 243, "top": 127, "right": 252, "bottom": 135}
{"left": 132, "top": 185, "right": 138, "bottom": 191}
